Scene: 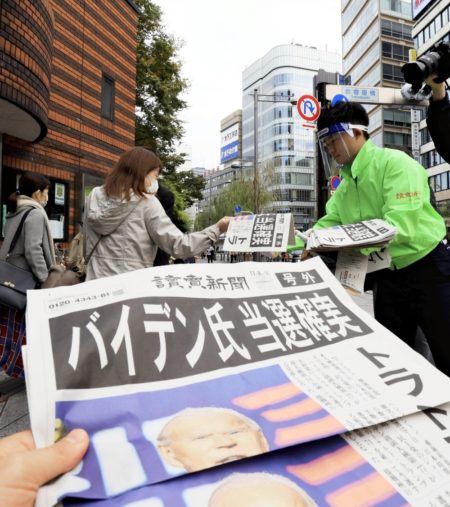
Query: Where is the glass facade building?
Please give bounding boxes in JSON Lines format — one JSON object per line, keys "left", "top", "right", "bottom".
{"left": 241, "top": 44, "right": 341, "bottom": 230}
{"left": 341, "top": 0, "right": 414, "bottom": 149}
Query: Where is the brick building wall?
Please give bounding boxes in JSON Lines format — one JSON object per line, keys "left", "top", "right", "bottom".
{"left": 0, "top": 0, "right": 139, "bottom": 242}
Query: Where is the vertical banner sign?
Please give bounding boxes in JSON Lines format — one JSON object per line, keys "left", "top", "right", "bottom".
{"left": 410, "top": 109, "right": 421, "bottom": 162}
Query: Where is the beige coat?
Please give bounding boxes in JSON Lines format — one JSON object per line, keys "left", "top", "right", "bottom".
{"left": 84, "top": 186, "right": 220, "bottom": 280}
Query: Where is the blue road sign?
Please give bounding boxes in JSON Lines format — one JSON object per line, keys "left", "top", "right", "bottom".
{"left": 234, "top": 205, "right": 242, "bottom": 213}
{"left": 331, "top": 94, "right": 349, "bottom": 106}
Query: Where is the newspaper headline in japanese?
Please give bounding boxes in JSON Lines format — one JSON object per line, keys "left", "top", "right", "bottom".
{"left": 223, "top": 213, "right": 295, "bottom": 252}
{"left": 306, "top": 219, "right": 396, "bottom": 251}
{"left": 24, "top": 258, "right": 450, "bottom": 506}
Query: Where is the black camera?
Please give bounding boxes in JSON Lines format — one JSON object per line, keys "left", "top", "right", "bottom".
{"left": 401, "top": 41, "right": 450, "bottom": 93}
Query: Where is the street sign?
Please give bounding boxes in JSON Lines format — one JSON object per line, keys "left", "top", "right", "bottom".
{"left": 325, "top": 84, "right": 430, "bottom": 107}
{"left": 330, "top": 175, "right": 342, "bottom": 191}
{"left": 341, "top": 86, "right": 379, "bottom": 103}
{"left": 234, "top": 205, "right": 242, "bottom": 214}
{"left": 331, "top": 94, "right": 348, "bottom": 106}
{"left": 296, "top": 95, "right": 321, "bottom": 122}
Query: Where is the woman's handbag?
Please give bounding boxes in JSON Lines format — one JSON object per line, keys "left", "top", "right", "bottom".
{"left": 41, "top": 264, "right": 83, "bottom": 289}
{"left": 0, "top": 209, "right": 37, "bottom": 311}
{"left": 42, "top": 201, "right": 142, "bottom": 289}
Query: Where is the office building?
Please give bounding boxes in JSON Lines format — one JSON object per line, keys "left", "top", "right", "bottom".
{"left": 199, "top": 110, "right": 243, "bottom": 216}
{"left": 341, "top": 0, "right": 414, "bottom": 149}
{"left": 241, "top": 44, "right": 341, "bottom": 230}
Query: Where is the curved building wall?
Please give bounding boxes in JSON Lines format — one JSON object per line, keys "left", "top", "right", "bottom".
{"left": 242, "top": 44, "right": 341, "bottom": 230}
{"left": 1, "top": 0, "right": 138, "bottom": 243}
{"left": 0, "top": 0, "right": 54, "bottom": 142}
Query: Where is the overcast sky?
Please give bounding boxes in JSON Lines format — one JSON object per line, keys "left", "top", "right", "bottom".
{"left": 155, "top": 0, "right": 343, "bottom": 169}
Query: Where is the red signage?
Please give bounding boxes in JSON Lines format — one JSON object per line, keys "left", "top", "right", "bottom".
{"left": 296, "top": 95, "right": 321, "bottom": 122}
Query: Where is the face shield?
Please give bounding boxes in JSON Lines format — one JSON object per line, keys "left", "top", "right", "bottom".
{"left": 318, "top": 123, "right": 369, "bottom": 178}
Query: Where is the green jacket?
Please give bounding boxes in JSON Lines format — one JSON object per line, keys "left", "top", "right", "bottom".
{"left": 315, "top": 140, "right": 446, "bottom": 269}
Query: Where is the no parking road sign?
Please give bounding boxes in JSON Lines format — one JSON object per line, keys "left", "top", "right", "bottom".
{"left": 296, "top": 94, "right": 321, "bottom": 123}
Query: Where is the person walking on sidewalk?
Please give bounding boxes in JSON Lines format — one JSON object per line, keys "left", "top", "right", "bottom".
{"left": 0, "top": 173, "right": 55, "bottom": 378}
{"left": 206, "top": 245, "right": 215, "bottom": 263}
{"left": 84, "top": 147, "right": 230, "bottom": 280}
{"left": 313, "top": 101, "right": 450, "bottom": 377}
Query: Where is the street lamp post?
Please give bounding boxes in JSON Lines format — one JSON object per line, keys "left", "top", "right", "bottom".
{"left": 253, "top": 88, "right": 259, "bottom": 214}
{"left": 208, "top": 177, "right": 212, "bottom": 226}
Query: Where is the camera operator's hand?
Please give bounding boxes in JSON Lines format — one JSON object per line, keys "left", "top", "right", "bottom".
{"left": 426, "top": 73, "right": 446, "bottom": 101}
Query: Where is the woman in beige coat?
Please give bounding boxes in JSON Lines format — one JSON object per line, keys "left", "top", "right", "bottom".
{"left": 84, "top": 147, "right": 230, "bottom": 280}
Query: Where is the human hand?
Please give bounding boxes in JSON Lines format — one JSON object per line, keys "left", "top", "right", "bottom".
{"left": 425, "top": 73, "right": 446, "bottom": 101}
{"left": 300, "top": 249, "right": 313, "bottom": 261}
{"left": 0, "top": 429, "right": 89, "bottom": 507}
{"left": 217, "top": 216, "right": 231, "bottom": 234}
{"left": 296, "top": 228, "right": 314, "bottom": 243}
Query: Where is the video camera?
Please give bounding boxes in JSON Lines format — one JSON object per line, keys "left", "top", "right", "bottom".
{"left": 401, "top": 41, "right": 450, "bottom": 97}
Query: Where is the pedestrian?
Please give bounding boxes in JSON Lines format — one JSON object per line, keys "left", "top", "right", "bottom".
{"left": 153, "top": 185, "right": 191, "bottom": 266}
{"left": 313, "top": 101, "right": 450, "bottom": 377}
{"left": 206, "top": 245, "right": 215, "bottom": 263}
{"left": 0, "top": 173, "right": 55, "bottom": 378}
{"left": 84, "top": 147, "right": 230, "bottom": 280}
{"left": 425, "top": 73, "right": 450, "bottom": 164}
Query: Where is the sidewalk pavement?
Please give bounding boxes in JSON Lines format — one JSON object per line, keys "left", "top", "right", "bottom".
{"left": 0, "top": 371, "right": 29, "bottom": 437}
{"left": 0, "top": 290, "right": 375, "bottom": 439}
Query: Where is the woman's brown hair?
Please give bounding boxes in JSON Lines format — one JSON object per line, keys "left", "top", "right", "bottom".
{"left": 104, "top": 147, "right": 162, "bottom": 200}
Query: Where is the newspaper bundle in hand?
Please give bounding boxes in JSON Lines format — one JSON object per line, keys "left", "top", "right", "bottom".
{"left": 306, "top": 218, "right": 396, "bottom": 251}
{"left": 23, "top": 259, "right": 450, "bottom": 506}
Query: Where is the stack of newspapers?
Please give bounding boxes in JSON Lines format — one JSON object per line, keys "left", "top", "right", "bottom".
{"left": 306, "top": 218, "right": 396, "bottom": 251}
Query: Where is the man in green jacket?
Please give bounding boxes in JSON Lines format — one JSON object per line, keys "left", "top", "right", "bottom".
{"left": 314, "top": 101, "right": 450, "bottom": 377}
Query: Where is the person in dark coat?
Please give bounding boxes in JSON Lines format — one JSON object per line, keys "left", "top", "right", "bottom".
{"left": 153, "top": 185, "right": 195, "bottom": 266}
{"left": 153, "top": 185, "right": 177, "bottom": 266}
{"left": 426, "top": 74, "right": 450, "bottom": 164}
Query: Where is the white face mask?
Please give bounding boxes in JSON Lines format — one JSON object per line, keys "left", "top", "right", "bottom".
{"left": 147, "top": 179, "right": 159, "bottom": 194}
{"left": 41, "top": 199, "right": 48, "bottom": 207}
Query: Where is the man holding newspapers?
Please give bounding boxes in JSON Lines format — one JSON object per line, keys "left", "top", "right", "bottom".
{"left": 306, "top": 101, "right": 450, "bottom": 377}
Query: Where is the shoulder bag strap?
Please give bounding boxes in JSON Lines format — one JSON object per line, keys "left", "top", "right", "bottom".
{"left": 84, "top": 198, "right": 143, "bottom": 265}
{"left": 6, "top": 208, "right": 34, "bottom": 258}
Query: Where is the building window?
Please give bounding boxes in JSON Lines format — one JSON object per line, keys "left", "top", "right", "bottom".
{"left": 382, "top": 41, "right": 409, "bottom": 62}
{"left": 101, "top": 74, "right": 115, "bottom": 120}
{"left": 384, "top": 131, "right": 411, "bottom": 147}
{"left": 273, "top": 138, "right": 294, "bottom": 152}
{"left": 382, "top": 63, "right": 404, "bottom": 82}
{"left": 381, "top": 19, "right": 412, "bottom": 41}
{"left": 273, "top": 123, "right": 293, "bottom": 136}
{"left": 1, "top": 171, "right": 69, "bottom": 240}
{"left": 383, "top": 108, "right": 411, "bottom": 127}
{"left": 421, "top": 127, "right": 431, "bottom": 145}
{"left": 435, "top": 12, "right": 442, "bottom": 32}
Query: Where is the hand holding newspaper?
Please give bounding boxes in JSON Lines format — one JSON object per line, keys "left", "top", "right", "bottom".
{"left": 306, "top": 219, "right": 396, "bottom": 251}
{"left": 23, "top": 258, "right": 450, "bottom": 506}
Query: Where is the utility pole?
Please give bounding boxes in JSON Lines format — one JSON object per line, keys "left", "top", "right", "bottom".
{"left": 208, "top": 176, "right": 212, "bottom": 225}
{"left": 253, "top": 89, "right": 259, "bottom": 214}
{"left": 252, "top": 90, "right": 295, "bottom": 215}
